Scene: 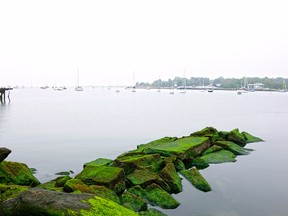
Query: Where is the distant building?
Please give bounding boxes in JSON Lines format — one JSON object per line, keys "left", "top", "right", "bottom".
{"left": 248, "top": 83, "right": 264, "bottom": 90}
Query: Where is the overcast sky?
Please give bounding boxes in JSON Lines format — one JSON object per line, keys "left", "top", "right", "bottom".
{"left": 1, "top": 0, "right": 287, "bottom": 86}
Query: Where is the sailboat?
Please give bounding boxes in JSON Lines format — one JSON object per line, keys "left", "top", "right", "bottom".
{"left": 279, "top": 80, "right": 287, "bottom": 93}
{"left": 131, "top": 71, "right": 136, "bottom": 92}
{"left": 75, "top": 69, "right": 83, "bottom": 91}
{"left": 157, "top": 77, "right": 161, "bottom": 92}
{"left": 180, "top": 72, "right": 186, "bottom": 93}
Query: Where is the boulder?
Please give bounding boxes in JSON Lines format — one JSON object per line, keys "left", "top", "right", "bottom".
{"left": 114, "top": 153, "right": 164, "bottom": 175}
{"left": 63, "top": 178, "right": 92, "bottom": 193}
{"left": 75, "top": 165, "right": 125, "bottom": 194}
{"left": 55, "top": 175, "right": 72, "bottom": 187}
{"left": 90, "top": 185, "right": 120, "bottom": 204}
{"left": 190, "top": 127, "right": 219, "bottom": 142}
{"left": 0, "top": 188, "right": 138, "bottom": 216}
{"left": 242, "top": 131, "right": 264, "bottom": 143}
{"left": 121, "top": 191, "right": 148, "bottom": 212}
{"left": 0, "top": 184, "right": 29, "bottom": 202}
{"left": 0, "top": 161, "right": 40, "bottom": 186}
{"left": 139, "top": 208, "right": 168, "bottom": 216}
{"left": 83, "top": 158, "right": 113, "bottom": 168}
{"left": 159, "top": 163, "right": 182, "bottom": 193}
{"left": 186, "top": 157, "right": 210, "bottom": 170}
{"left": 215, "top": 141, "right": 249, "bottom": 155}
{"left": 202, "top": 145, "right": 222, "bottom": 155}
{"left": 0, "top": 147, "right": 11, "bottom": 163}
{"left": 126, "top": 169, "right": 170, "bottom": 192}
{"left": 201, "top": 150, "right": 236, "bottom": 164}
{"left": 227, "top": 129, "right": 247, "bottom": 146}
{"left": 180, "top": 168, "right": 211, "bottom": 192}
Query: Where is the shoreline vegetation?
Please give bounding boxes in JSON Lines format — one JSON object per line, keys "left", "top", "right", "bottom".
{"left": 0, "top": 127, "right": 263, "bottom": 216}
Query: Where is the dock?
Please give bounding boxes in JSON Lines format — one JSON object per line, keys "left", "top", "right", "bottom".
{"left": 0, "top": 87, "right": 13, "bottom": 102}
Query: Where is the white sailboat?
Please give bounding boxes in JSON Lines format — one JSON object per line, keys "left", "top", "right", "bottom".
{"left": 279, "top": 80, "right": 287, "bottom": 93}
{"left": 75, "top": 69, "right": 83, "bottom": 91}
{"left": 131, "top": 71, "right": 136, "bottom": 92}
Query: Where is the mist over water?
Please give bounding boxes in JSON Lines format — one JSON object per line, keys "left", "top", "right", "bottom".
{"left": 1, "top": 88, "right": 288, "bottom": 216}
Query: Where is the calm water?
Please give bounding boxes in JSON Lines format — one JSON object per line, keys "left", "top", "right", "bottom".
{"left": 1, "top": 88, "right": 288, "bottom": 216}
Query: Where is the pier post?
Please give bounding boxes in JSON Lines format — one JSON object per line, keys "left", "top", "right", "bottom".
{"left": 0, "top": 88, "right": 13, "bottom": 102}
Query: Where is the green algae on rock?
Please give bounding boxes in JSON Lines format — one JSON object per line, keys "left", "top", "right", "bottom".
{"left": 159, "top": 163, "right": 182, "bottom": 193}
{"left": 90, "top": 185, "right": 120, "bottom": 204}
{"left": 180, "top": 168, "right": 212, "bottom": 192}
{"left": 0, "top": 184, "right": 29, "bottom": 202}
{"left": 55, "top": 175, "right": 72, "bottom": 187}
{"left": 83, "top": 158, "right": 113, "bottom": 168}
{"left": 215, "top": 141, "right": 249, "bottom": 155}
{"left": 0, "top": 161, "right": 40, "bottom": 186}
{"left": 202, "top": 145, "right": 222, "bottom": 155}
{"left": 242, "top": 131, "right": 264, "bottom": 143}
{"left": 121, "top": 191, "right": 148, "bottom": 212}
{"left": 139, "top": 208, "right": 168, "bottom": 216}
{"left": 75, "top": 165, "right": 125, "bottom": 194}
{"left": 201, "top": 150, "right": 236, "bottom": 164}
{"left": 64, "top": 178, "right": 92, "bottom": 193}
{"left": 187, "top": 157, "right": 210, "bottom": 170}
{"left": 227, "top": 128, "right": 247, "bottom": 146}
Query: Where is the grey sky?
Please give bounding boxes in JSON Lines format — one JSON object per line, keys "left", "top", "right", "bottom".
{"left": 1, "top": 0, "right": 287, "bottom": 87}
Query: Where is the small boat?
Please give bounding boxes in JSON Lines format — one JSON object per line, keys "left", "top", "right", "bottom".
{"left": 75, "top": 69, "right": 84, "bottom": 91}
{"left": 207, "top": 88, "right": 213, "bottom": 93}
{"left": 115, "top": 89, "right": 120, "bottom": 93}
{"left": 40, "top": 85, "right": 49, "bottom": 90}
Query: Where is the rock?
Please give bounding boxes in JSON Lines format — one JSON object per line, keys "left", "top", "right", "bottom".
{"left": 143, "top": 136, "right": 211, "bottom": 160}
{"left": 159, "top": 163, "right": 182, "bottom": 193}
{"left": 0, "top": 147, "right": 11, "bottom": 163}
{"left": 187, "top": 157, "right": 210, "bottom": 170}
{"left": 121, "top": 191, "right": 148, "bottom": 212}
{"left": 0, "top": 188, "right": 138, "bottom": 216}
{"left": 201, "top": 150, "right": 236, "bottom": 164}
{"left": 0, "top": 161, "right": 40, "bottom": 186}
{"left": 55, "top": 171, "right": 70, "bottom": 176}
{"left": 136, "top": 137, "right": 178, "bottom": 153}
{"left": 0, "top": 184, "right": 29, "bottom": 202}
{"left": 55, "top": 175, "right": 72, "bottom": 187}
{"left": 227, "top": 129, "right": 247, "bottom": 146}
{"left": 114, "top": 152, "right": 164, "bottom": 175}
{"left": 90, "top": 185, "right": 120, "bottom": 204}
{"left": 202, "top": 145, "right": 222, "bottom": 155}
{"left": 180, "top": 168, "right": 212, "bottom": 192}
{"left": 83, "top": 158, "right": 113, "bottom": 168}
{"left": 126, "top": 169, "right": 170, "bottom": 192}
{"left": 75, "top": 165, "right": 125, "bottom": 194}
{"left": 63, "top": 178, "right": 92, "bottom": 193}
{"left": 143, "top": 183, "right": 180, "bottom": 209}
{"left": 242, "top": 131, "right": 264, "bottom": 143}
{"left": 128, "top": 184, "right": 180, "bottom": 209}
{"left": 190, "top": 127, "right": 219, "bottom": 142}
{"left": 215, "top": 141, "right": 249, "bottom": 155}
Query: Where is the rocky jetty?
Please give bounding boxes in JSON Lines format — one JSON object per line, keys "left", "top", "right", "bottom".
{"left": 0, "top": 127, "right": 263, "bottom": 215}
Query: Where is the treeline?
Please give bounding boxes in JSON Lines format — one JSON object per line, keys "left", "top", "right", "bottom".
{"left": 136, "top": 76, "right": 288, "bottom": 89}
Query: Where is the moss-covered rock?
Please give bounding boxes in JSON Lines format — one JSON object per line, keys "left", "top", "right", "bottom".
{"left": 0, "top": 188, "right": 138, "bottom": 216}
{"left": 0, "top": 148, "right": 11, "bottom": 163}
{"left": 242, "top": 131, "right": 264, "bottom": 143}
{"left": 143, "top": 136, "right": 211, "bottom": 160}
{"left": 202, "top": 145, "right": 222, "bottom": 155}
{"left": 126, "top": 169, "right": 170, "bottom": 192}
{"left": 55, "top": 175, "right": 72, "bottom": 187}
{"left": 63, "top": 178, "right": 92, "bottom": 193}
{"left": 0, "top": 161, "right": 40, "bottom": 186}
{"left": 114, "top": 153, "right": 164, "bottom": 175}
{"left": 174, "top": 159, "right": 185, "bottom": 171}
{"left": 75, "top": 165, "right": 125, "bottom": 194}
{"left": 139, "top": 208, "right": 168, "bottom": 216}
{"left": 136, "top": 137, "right": 178, "bottom": 153}
{"left": 90, "top": 185, "right": 120, "bottom": 204}
{"left": 143, "top": 183, "right": 180, "bottom": 209}
{"left": 227, "top": 129, "right": 247, "bottom": 146}
{"left": 201, "top": 150, "right": 236, "bottom": 164}
{"left": 187, "top": 157, "right": 210, "bottom": 170}
{"left": 159, "top": 163, "right": 182, "bottom": 193}
{"left": 55, "top": 171, "right": 71, "bottom": 176}
{"left": 180, "top": 168, "right": 211, "bottom": 192}
{"left": 0, "top": 184, "right": 29, "bottom": 202}
{"left": 215, "top": 141, "right": 249, "bottom": 155}
{"left": 37, "top": 179, "right": 63, "bottom": 192}
{"left": 121, "top": 191, "right": 147, "bottom": 212}
{"left": 83, "top": 158, "right": 113, "bottom": 168}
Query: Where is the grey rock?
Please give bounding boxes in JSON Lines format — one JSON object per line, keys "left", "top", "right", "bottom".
{"left": 0, "top": 147, "right": 11, "bottom": 163}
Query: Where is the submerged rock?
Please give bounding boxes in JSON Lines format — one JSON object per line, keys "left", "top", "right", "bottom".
{"left": 242, "top": 131, "right": 264, "bottom": 143}
{"left": 180, "top": 168, "right": 211, "bottom": 192}
{"left": 0, "top": 147, "right": 11, "bottom": 163}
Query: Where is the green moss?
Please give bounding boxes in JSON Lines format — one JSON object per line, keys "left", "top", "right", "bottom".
{"left": 190, "top": 127, "right": 219, "bottom": 142}
{"left": 143, "top": 136, "right": 209, "bottom": 159}
{"left": 83, "top": 158, "right": 113, "bottom": 168}
{"left": 215, "top": 141, "right": 249, "bottom": 155}
{"left": 90, "top": 185, "right": 120, "bottom": 204}
{"left": 64, "top": 179, "right": 92, "bottom": 193}
{"left": 79, "top": 196, "right": 139, "bottom": 216}
{"left": 202, "top": 145, "right": 222, "bottom": 155}
{"left": 126, "top": 169, "right": 170, "bottom": 192}
{"left": 201, "top": 150, "right": 236, "bottom": 164}
{"left": 159, "top": 163, "right": 182, "bottom": 193}
{"left": 114, "top": 153, "right": 164, "bottom": 175}
{"left": 139, "top": 208, "right": 167, "bottom": 216}
{"left": 144, "top": 183, "right": 180, "bottom": 209}
{"left": 55, "top": 175, "right": 72, "bottom": 187}
{"left": 174, "top": 159, "right": 185, "bottom": 171}
{"left": 0, "top": 161, "right": 40, "bottom": 186}
{"left": 180, "top": 168, "right": 211, "bottom": 192}
{"left": 187, "top": 157, "right": 210, "bottom": 170}
{"left": 75, "top": 166, "right": 125, "bottom": 194}
{"left": 37, "top": 180, "right": 63, "bottom": 192}
{"left": 136, "top": 137, "right": 178, "bottom": 152}
{"left": 55, "top": 171, "right": 70, "bottom": 176}
{"left": 242, "top": 131, "right": 264, "bottom": 143}
{"left": 227, "top": 129, "right": 247, "bottom": 146}
{"left": 0, "top": 184, "right": 29, "bottom": 202}
{"left": 121, "top": 191, "right": 147, "bottom": 212}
